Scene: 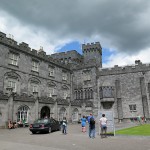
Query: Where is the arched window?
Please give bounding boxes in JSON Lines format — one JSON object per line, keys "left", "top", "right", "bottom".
{"left": 17, "top": 105, "right": 29, "bottom": 123}
{"left": 80, "top": 90, "right": 83, "bottom": 99}
{"left": 4, "top": 71, "right": 21, "bottom": 93}
{"left": 72, "top": 108, "right": 79, "bottom": 121}
{"left": 74, "top": 91, "right": 77, "bottom": 99}
{"left": 90, "top": 89, "right": 93, "bottom": 99}
{"left": 85, "top": 89, "right": 88, "bottom": 99}
{"left": 59, "top": 107, "right": 67, "bottom": 121}
{"left": 88, "top": 89, "right": 91, "bottom": 99}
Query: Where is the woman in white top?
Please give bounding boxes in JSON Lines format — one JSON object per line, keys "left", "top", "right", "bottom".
{"left": 99, "top": 114, "right": 107, "bottom": 138}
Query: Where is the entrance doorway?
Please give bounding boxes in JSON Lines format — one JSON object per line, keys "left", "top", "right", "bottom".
{"left": 40, "top": 106, "right": 50, "bottom": 118}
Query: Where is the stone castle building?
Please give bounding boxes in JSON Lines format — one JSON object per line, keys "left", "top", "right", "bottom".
{"left": 0, "top": 31, "right": 150, "bottom": 127}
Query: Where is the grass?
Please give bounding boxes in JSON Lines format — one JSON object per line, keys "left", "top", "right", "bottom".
{"left": 115, "top": 124, "right": 150, "bottom": 136}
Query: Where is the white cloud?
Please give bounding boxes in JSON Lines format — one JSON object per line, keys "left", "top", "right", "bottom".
{"left": 0, "top": 10, "right": 73, "bottom": 55}
{"left": 103, "top": 48, "right": 150, "bottom": 68}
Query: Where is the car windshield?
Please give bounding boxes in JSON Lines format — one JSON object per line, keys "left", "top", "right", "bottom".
{"left": 34, "top": 119, "right": 49, "bottom": 123}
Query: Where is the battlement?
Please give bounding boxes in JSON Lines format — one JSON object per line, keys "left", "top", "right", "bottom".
{"left": 82, "top": 42, "right": 102, "bottom": 52}
{"left": 0, "top": 31, "right": 71, "bottom": 70}
{"left": 51, "top": 50, "right": 81, "bottom": 58}
{"left": 99, "top": 60, "right": 150, "bottom": 76}
{"left": 0, "top": 32, "right": 6, "bottom": 38}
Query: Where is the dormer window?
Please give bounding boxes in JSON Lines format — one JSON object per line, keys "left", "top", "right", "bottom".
{"left": 32, "top": 60, "right": 39, "bottom": 72}
{"left": 9, "top": 52, "right": 19, "bottom": 66}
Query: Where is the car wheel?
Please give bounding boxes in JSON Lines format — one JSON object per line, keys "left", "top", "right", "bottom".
{"left": 48, "top": 127, "right": 52, "bottom": 133}
{"left": 32, "top": 131, "right": 36, "bottom": 134}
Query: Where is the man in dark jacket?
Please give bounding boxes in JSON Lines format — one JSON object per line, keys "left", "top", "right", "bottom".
{"left": 87, "top": 113, "right": 94, "bottom": 138}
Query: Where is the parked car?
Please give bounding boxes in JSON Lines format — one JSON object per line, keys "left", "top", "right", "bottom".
{"left": 29, "top": 118, "right": 61, "bottom": 134}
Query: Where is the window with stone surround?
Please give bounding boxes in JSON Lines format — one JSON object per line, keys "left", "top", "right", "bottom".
{"left": 17, "top": 105, "right": 29, "bottom": 123}
{"left": 63, "top": 90, "right": 68, "bottom": 99}
{"left": 72, "top": 108, "right": 79, "bottom": 121}
{"left": 29, "top": 77, "right": 40, "bottom": 95}
{"left": 7, "top": 80, "right": 17, "bottom": 92}
{"left": 31, "top": 83, "right": 38, "bottom": 93}
{"left": 62, "top": 85, "right": 69, "bottom": 99}
{"left": 59, "top": 107, "right": 66, "bottom": 121}
{"left": 48, "top": 66, "right": 55, "bottom": 77}
{"left": 8, "top": 52, "right": 19, "bottom": 66}
{"left": 74, "top": 90, "right": 83, "bottom": 100}
{"left": 62, "top": 72, "right": 67, "bottom": 81}
{"left": 84, "top": 88, "right": 93, "bottom": 99}
{"left": 4, "top": 71, "right": 21, "bottom": 94}
{"left": 99, "top": 86, "right": 114, "bottom": 98}
{"left": 129, "top": 104, "right": 136, "bottom": 111}
{"left": 32, "top": 60, "right": 39, "bottom": 72}
{"left": 48, "top": 88, "right": 55, "bottom": 97}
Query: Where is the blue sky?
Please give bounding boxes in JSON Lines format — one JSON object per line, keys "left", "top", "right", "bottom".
{"left": 57, "top": 41, "right": 82, "bottom": 54}
{"left": 57, "top": 41, "right": 115, "bottom": 64}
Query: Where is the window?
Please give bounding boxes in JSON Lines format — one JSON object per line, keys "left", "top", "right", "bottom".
{"left": 63, "top": 91, "right": 68, "bottom": 99}
{"left": 59, "top": 108, "right": 66, "bottom": 121}
{"left": 49, "top": 88, "right": 55, "bottom": 97}
{"left": 17, "top": 106, "right": 29, "bottom": 123}
{"left": 99, "top": 86, "right": 114, "bottom": 98}
{"left": 8, "top": 80, "right": 16, "bottom": 92}
{"left": 88, "top": 89, "right": 93, "bottom": 99}
{"left": 85, "top": 89, "right": 88, "bottom": 99}
{"left": 9, "top": 53, "right": 18, "bottom": 66}
{"left": 62, "top": 72, "right": 67, "bottom": 81}
{"left": 31, "top": 84, "right": 38, "bottom": 93}
{"left": 129, "top": 104, "right": 136, "bottom": 111}
{"left": 32, "top": 61, "right": 38, "bottom": 72}
{"left": 49, "top": 67, "right": 55, "bottom": 77}
{"left": 72, "top": 109, "right": 79, "bottom": 121}
{"left": 75, "top": 91, "right": 77, "bottom": 99}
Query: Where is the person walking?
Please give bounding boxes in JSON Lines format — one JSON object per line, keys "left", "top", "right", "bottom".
{"left": 62, "top": 117, "right": 67, "bottom": 135}
{"left": 90, "top": 117, "right": 95, "bottom": 138}
{"left": 81, "top": 115, "right": 86, "bottom": 132}
{"left": 137, "top": 114, "right": 142, "bottom": 124}
{"left": 99, "top": 114, "right": 107, "bottom": 138}
{"left": 87, "top": 113, "right": 94, "bottom": 138}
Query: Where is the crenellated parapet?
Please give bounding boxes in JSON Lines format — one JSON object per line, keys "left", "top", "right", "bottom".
{"left": 99, "top": 60, "right": 150, "bottom": 76}
{"left": 82, "top": 42, "right": 102, "bottom": 67}
{"left": 0, "top": 31, "right": 70, "bottom": 70}
{"left": 82, "top": 42, "right": 102, "bottom": 54}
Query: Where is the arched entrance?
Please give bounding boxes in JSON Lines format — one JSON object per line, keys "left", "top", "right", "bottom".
{"left": 40, "top": 106, "right": 50, "bottom": 118}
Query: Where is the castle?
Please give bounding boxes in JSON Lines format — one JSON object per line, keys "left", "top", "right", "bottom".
{"left": 0, "top": 31, "right": 149, "bottom": 128}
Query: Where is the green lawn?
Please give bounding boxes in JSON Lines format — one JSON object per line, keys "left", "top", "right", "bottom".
{"left": 115, "top": 124, "right": 150, "bottom": 136}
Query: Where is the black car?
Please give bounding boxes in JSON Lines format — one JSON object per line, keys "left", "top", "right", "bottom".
{"left": 29, "top": 118, "right": 61, "bottom": 134}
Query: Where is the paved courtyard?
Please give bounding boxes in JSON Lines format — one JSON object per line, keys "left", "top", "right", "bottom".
{"left": 0, "top": 123, "right": 150, "bottom": 150}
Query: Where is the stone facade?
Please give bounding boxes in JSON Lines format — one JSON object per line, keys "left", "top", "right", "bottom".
{"left": 0, "top": 31, "right": 150, "bottom": 128}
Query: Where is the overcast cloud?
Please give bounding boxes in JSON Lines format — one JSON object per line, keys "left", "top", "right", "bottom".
{"left": 0, "top": 0, "right": 150, "bottom": 67}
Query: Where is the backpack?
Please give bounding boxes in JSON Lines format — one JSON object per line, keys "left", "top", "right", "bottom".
{"left": 90, "top": 117, "right": 95, "bottom": 125}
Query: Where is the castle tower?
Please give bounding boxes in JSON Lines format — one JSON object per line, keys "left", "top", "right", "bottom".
{"left": 82, "top": 42, "right": 102, "bottom": 67}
